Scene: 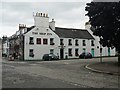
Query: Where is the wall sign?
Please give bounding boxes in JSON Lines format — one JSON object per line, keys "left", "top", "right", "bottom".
{"left": 32, "top": 32, "right": 52, "bottom": 35}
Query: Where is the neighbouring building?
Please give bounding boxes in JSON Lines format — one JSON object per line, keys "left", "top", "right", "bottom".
{"left": 8, "top": 12, "right": 116, "bottom": 60}
{"left": 85, "top": 22, "right": 116, "bottom": 57}
{"left": 2, "top": 36, "right": 9, "bottom": 57}
{"left": 0, "top": 38, "right": 2, "bottom": 58}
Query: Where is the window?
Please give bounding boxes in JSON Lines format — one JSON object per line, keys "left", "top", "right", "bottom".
{"left": 50, "top": 38, "right": 55, "bottom": 45}
{"left": 29, "top": 37, "right": 34, "bottom": 44}
{"left": 68, "top": 39, "right": 72, "bottom": 45}
{"left": 91, "top": 40, "right": 94, "bottom": 46}
{"left": 60, "top": 39, "right": 64, "bottom": 45}
{"left": 36, "top": 38, "right": 41, "bottom": 44}
{"left": 75, "top": 39, "right": 79, "bottom": 46}
{"left": 50, "top": 49, "right": 54, "bottom": 54}
{"left": 29, "top": 49, "right": 34, "bottom": 57}
{"left": 83, "top": 48, "right": 86, "bottom": 52}
{"left": 68, "top": 48, "right": 72, "bottom": 56}
{"left": 75, "top": 49, "right": 79, "bottom": 56}
{"left": 83, "top": 40, "right": 86, "bottom": 46}
{"left": 43, "top": 39, "right": 48, "bottom": 45}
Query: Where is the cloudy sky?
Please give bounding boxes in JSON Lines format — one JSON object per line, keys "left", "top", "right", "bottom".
{"left": 0, "top": 0, "right": 92, "bottom": 37}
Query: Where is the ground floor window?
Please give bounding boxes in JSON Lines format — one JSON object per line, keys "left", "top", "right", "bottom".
{"left": 29, "top": 49, "right": 34, "bottom": 57}
{"left": 83, "top": 48, "right": 86, "bottom": 52}
{"left": 75, "top": 48, "right": 79, "bottom": 56}
{"left": 50, "top": 49, "right": 54, "bottom": 54}
{"left": 68, "top": 48, "right": 72, "bottom": 56}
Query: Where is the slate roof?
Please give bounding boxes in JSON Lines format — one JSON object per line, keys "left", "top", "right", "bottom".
{"left": 54, "top": 27, "right": 94, "bottom": 39}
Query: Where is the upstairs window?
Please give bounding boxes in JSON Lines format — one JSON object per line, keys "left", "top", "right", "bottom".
{"left": 68, "top": 48, "right": 72, "bottom": 56}
{"left": 83, "top": 40, "right": 86, "bottom": 46}
{"left": 60, "top": 39, "right": 64, "bottom": 45}
{"left": 36, "top": 38, "right": 41, "bottom": 44}
{"left": 29, "top": 37, "right": 34, "bottom": 45}
{"left": 29, "top": 49, "right": 34, "bottom": 57}
{"left": 75, "top": 39, "right": 79, "bottom": 46}
{"left": 50, "top": 38, "right": 55, "bottom": 45}
{"left": 68, "top": 39, "right": 72, "bottom": 45}
{"left": 43, "top": 38, "right": 48, "bottom": 45}
{"left": 91, "top": 40, "right": 95, "bottom": 46}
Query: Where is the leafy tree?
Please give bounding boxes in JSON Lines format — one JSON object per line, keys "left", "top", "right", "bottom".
{"left": 85, "top": 2, "right": 120, "bottom": 66}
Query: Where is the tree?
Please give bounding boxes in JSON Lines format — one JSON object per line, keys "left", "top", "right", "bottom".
{"left": 85, "top": 2, "right": 120, "bottom": 66}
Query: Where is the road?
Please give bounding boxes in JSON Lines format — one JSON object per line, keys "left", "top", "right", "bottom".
{"left": 2, "top": 57, "right": 119, "bottom": 88}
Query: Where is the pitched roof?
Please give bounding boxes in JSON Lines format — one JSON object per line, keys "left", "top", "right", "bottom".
{"left": 54, "top": 27, "right": 94, "bottom": 39}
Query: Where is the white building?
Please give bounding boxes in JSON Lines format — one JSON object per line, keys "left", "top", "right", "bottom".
{"left": 9, "top": 12, "right": 116, "bottom": 60}
{"left": 85, "top": 22, "right": 116, "bottom": 57}
{"left": 2, "top": 36, "right": 9, "bottom": 57}
{"left": 0, "top": 38, "right": 2, "bottom": 59}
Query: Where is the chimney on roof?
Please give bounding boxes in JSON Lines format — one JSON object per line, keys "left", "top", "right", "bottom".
{"left": 49, "top": 19, "right": 55, "bottom": 31}
{"left": 19, "top": 24, "right": 26, "bottom": 30}
{"left": 33, "top": 12, "right": 49, "bottom": 27}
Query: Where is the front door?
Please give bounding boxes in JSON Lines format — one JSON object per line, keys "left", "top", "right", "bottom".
{"left": 108, "top": 48, "right": 110, "bottom": 56}
{"left": 91, "top": 48, "right": 94, "bottom": 57}
{"left": 60, "top": 49, "right": 64, "bottom": 59}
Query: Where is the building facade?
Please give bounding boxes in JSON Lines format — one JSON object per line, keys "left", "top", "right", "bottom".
{"left": 8, "top": 12, "right": 116, "bottom": 60}
{"left": 2, "top": 36, "right": 9, "bottom": 57}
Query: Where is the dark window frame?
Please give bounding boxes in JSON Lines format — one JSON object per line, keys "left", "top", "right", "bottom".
{"left": 83, "top": 40, "right": 86, "bottom": 46}
{"left": 75, "top": 48, "right": 79, "bottom": 56}
{"left": 68, "top": 39, "right": 72, "bottom": 45}
{"left": 50, "top": 38, "right": 55, "bottom": 45}
{"left": 91, "top": 40, "right": 95, "bottom": 46}
{"left": 68, "top": 48, "right": 72, "bottom": 56}
{"left": 29, "top": 37, "right": 34, "bottom": 45}
{"left": 75, "top": 39, "right": 79, "bottom": 46}
{"left": 29, "top": 49, "right": 34, "bottom": 57}
{"left": 36, "top": 38, "right": 41, "bottom": 44}
{"left": 43, "top": 38, "right": 48, "bottom": 45}
{"left": 60, "top": 39, "right": 64, "bottom": 45}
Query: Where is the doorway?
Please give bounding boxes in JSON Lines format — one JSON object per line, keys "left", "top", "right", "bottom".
{"left": 60, "top": 49, "right": 64, "bottom": 59}
{"left": 91, "top": 48, "right": 94, "bottom": 57}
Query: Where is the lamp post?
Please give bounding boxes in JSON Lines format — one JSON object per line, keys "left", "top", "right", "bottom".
{"left": 100, "top": 37, "right": 102, "bottom": 63}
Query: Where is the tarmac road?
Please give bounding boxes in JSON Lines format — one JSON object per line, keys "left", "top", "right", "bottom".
{"left": 2, "top": 57, "right": 119, "bottom": 88}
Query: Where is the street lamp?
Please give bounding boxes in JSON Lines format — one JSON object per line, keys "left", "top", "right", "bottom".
{"left": 100, "top": 37, "right": 102, "bottom": 63}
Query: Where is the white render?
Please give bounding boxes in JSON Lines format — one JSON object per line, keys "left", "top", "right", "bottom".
{"left": 10, "top": 12, "right": 116, "bottom": 60}
{"left": 85, "top": 23, "right": 116, "bottom": 57}
{"left": 2, "top": 40, "right": 9, "bottom": 57}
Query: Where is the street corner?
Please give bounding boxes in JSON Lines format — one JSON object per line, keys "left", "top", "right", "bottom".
{"left": 85, "top": 62, "right": 120, "bottom": 76}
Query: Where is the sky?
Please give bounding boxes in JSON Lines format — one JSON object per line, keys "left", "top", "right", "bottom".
{"left": 0, "top": 0, "right": 92, "bottom": 38}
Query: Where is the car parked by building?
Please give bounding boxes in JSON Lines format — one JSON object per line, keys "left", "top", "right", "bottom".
{"left": 79, "top": 52, "right": 92, "bottom": 59}
{"left": 42, "top": 54, "right": 59, "bottom": 61}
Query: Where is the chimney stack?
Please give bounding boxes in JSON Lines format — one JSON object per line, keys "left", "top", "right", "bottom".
{"left": 49, "top": 19, "right": 55, "bottom": 31}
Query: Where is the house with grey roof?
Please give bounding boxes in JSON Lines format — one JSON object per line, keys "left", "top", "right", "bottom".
{"left": 8, "top": 12, "right": 116, "bottom": 60}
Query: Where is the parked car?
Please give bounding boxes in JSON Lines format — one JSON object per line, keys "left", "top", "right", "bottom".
{"left": 79, "top": 52, "right": 92, "bottom": 59}
{"left": 42, "top": 54, "right": 59, "bottom": 61}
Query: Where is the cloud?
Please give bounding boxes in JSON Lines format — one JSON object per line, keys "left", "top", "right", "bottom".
{"left": 1, "top": 2, "right": 90, "bottom": 37}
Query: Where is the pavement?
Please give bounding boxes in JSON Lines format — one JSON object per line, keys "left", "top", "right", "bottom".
{"left": 85, "top": 60, "right": 120, "bottom": 76}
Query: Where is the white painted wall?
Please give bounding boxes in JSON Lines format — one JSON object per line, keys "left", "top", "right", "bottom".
{"left": 24, "top": 27, "right": 60, "bottom": 60}
{"left": 85, "top": 23, "right": 116, "bottom": 57}
{"left": 2, "top": 40, "right": 9, "bottom": 57}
